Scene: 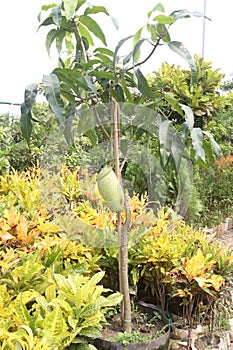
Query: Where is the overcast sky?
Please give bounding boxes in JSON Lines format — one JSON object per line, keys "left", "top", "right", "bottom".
{"left": 0, "top": 0, "right": 232, "bottom": 115}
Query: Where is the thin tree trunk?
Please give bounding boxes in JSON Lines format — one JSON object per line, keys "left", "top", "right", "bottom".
{"left": 112, "top": 98, "right": 131, "bottom": 333}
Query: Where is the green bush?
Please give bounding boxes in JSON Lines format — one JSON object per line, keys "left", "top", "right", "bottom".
{"left": 194, "top": 155, "right": 233, "bottom": 227}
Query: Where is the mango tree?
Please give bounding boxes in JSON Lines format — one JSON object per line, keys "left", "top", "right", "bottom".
{"left": 20, "top": 0, "right": 221, "bottom": 334}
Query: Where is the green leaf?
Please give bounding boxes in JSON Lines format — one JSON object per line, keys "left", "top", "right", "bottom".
{"left": 153, "top": 15, "right": 175, "bottom": 24}
{"left": 133, "top": 27, "right": 143, "bottom": 62}
{"left": 133, "top": 38, "right": 147, "bottom": 64}
{"left": 168, "top": 41, "right": 197, "bottom": 84}
{"left": 78, "top": 23, "right": 94, "bottom": 46}
{"left": 37, "top": 16, "right": 54, "bottom": 30}
{"left": 171, "top": 132, "right": 185, "bottom": 169}
{"left": 203, "top": 130, "right": 222, "bottom": 157}
{"left": 147, "top": 24, "right": 158, "bottom": 43}
{"left": 148, "top": 3, "right": 165, "bottom": 18}
{"left": 171, "top": 9, "right": 205, "bottom": 21}
{"left": 84, "top": 75, "right": 97, "bottom": 95}
{"left": 89, "top": 71, "right": 115, "bottom": 80}
{"left": 43, "top": 74, "right": 65, "bottom": 128}
{"left": 56, "top": 30, "right": 66, "bottom": 54}
{"left": 84, "top": 6, "right": 109, "bottom": 16}
{"left": 113, "top": 35, "right": 134, "bottom": 69}
{"left": 46, "top": 29, "right": 58, "bottom": 57}
{"left": 64, "top": 0, "right": 79, "bottom": 20}
{"left": 159, "top": 120, "right": 174, "bottom": 165}
{"left": 79, "top": 15, "right": 107, "bottom": 45}
{"left": 94, "top": 47, "right": 114, "bottom": 56}
{"left": 164, "top": 92, "right": 183, "bottom": 116}
{"left": 181, "top": 104, "right": 194, "bottom": 130}
{"left": 191, "top": 127, "right": 205, "bottom": 161}
{"left": 20, "top": 85, "right": 38, "bottom": 144}
{"left": 135, "top": 69, "right": 154, "bottom": 99}
{"left": 51, "top": 4, "right": 62, "bottom": 28}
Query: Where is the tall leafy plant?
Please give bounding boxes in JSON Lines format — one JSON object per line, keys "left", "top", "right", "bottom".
{"left": 20, "top": 0, "right": 220, "bottom": 334}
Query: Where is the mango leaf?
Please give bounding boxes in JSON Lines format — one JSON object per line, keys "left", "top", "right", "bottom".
{"left": 94, "top": 47, "right": 114, "bottom": 56}
{"left": 110, "top": 16, "right": 119, "bottom": 30}
{"left": 168, "top": 41, "right": 197, "bottom": 84}
{"left": 78, "top": 23, "right": 94, "bottom": 46}
{"left": 148, "top": 3, "right": 165, "bottom": 18}
{"left": 89, "top": 71, "right": 115, "bottom": 80}
{"left": 133, "top": 38, "right": 147, "bottom": 64}
{"left": 84, "top": 6, "right": 109, "bottom": 16}
{"left": 203, "top": 130, "right": 222, "bottom": 157}
{"left": 153, "top": 15, "right": 175, "bottom": 24}
{"left": 191, "top": 127, "right": 205, "bottom": 161}
{"left": 43, "top": 74, "right": 65, "bottom": 128}
{"left": 20, "top": 85, "right": 38, "bottom": 144}
{"left": 113, "top": 35, "right": 133, "bottom": 69}
{"left": 135, "top": 69, "right": 154, "bottom": 99}
{"left": 147, "top": 24, "right": 158, "bottom": 43}
{"left": 171, "top": 9, "right": 205, "bottom": 21}
{"left": 157, "top": 23, "right": 171, "bottom": 42}
{"left": 37, "top": 16, "right": 54, "bottom": 30}
{"left": 51, "top": 3, "right": 62, "bottom": 28}
{"left": 181, "top": 104, "right": 194, "bottom": 130}
{"left": 159, "top": 120, "right": 174, "bottom": 166}
{"left": 133, "top": 27, "right": 143, "bottom": 62}
{"left": 64, "top": 0, "right": 78, "bottom": 20}
{"left": 171, "top": 132, "right": 185, "bottom": 169}
{"left": 164, "top": 92, "right": 183, "bottom": 116}
{"left": 56, "top": 30, "right": 66, "bottom": 54}
{"left": 79, "top": 15, "right": 107, "bottom": 45}
{"left": 46, "top": 29, "right": 58, "bottom": 57}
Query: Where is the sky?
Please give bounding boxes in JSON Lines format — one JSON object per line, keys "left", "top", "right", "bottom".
{"left": 0, "top": 0, "right": 232, "bottom": 115}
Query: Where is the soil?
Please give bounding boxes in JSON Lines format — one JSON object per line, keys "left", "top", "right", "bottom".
{"left": 101, "top": 307, "right": 167, "bottom": 342}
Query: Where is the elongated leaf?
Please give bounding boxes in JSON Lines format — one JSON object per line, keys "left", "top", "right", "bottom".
{"left": 79, "top": 15, "right": 107, "bottom": 45}
{"left": 168, "top": 41, "right": 197, "bottom": 84}
{"left": 52, "top": 4, "right": 62, "bottom": 28}
{"left": 181, "top": 104, "right": 194, "bottom": 130}
{"left": 148, "top": 3, "right": 165, "bottom": 18}
{"left": 20, "top": 104, "right": 32, "bottom": 145}
{"left": 171, "top": 132, "right": 185, "bottom": 169}
{"left": 147, "top": 24, "right": 158, "bottom": 43}
{"left": 37, "top": 16, "right": 54, "bottom": 30}
{"left": 84, "top": 75, "right": 97, "bottom": 95}
{"left": 113, "top": 35, "right": 133, "bottom": 69}
{"left": 159, "top": 120, "right": 174, "bottom": 165}
{"left": 84, "top": 6, "right": 109, "bottom": 16}
{"left": 20, "top": 85, "right": 38, "bottom": 144}
{"left": 171, "top": 9, "right": 205, "bottom": 21}
{"left": 89, "top": 70, "right": 115, "bottom": 80}
{"left": 56, "top": 30, "right": 65, "bottom": 54}
{"left": 164, "top": 92, "right": 183, "bottom": 116}
{"left": 110, "top": 16, "right": 119, "bottom": 30}
{"left": 203, "top": 130, "right": 222, "bottom": 157}
{"left": 191, "top": 127, "right": 205, "bottom": 161}
{"left": 153, "top": 14, "right": 175, "bottom": 24}
{"left": 94, "top": 47, "right": 114, "bottom": 56}
{"left": 78, "top": 23, "right": 94, "bottom": 46}
{"left": 64, "top": 0, "right": 78, "bottom": 20}
{"left": 133, "top": 38, "right": 147, "bottom": 64}
{"left": 43, "top": 74, "right": 65, "bottom": 127}
{"left": 133, "top": 27, "right": 143, "bottom": 62}
{"left": 46, "top": 29, "right": 58, "bottom": 56}
{"left": 135, "top": 68, "right": 154, "bottom": 99}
